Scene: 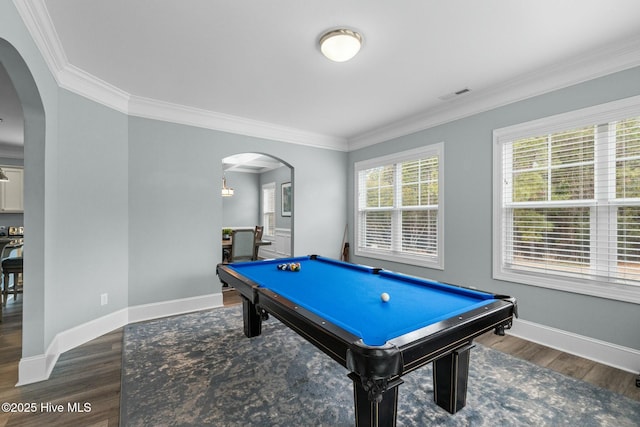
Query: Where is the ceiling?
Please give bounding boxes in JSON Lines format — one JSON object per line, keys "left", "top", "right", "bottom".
{"left": 4, "top": 1, "right": 640, "bottom": 154}
{"left": 222, "top": 153, "right": 284, "bottom": 174}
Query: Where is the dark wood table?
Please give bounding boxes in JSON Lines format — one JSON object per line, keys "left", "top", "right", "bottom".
{"left": 222, "top": 238, "right": 272, "bottom": 262}
{"left": 221, "top": 238, "right": 272, "bottom": 250}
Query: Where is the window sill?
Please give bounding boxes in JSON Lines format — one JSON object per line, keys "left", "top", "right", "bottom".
{"left": 494, "top": 268, "right": 640, "bottom": 304}
{"left": 354, "top": 248, "right": 443, "bottom": 270}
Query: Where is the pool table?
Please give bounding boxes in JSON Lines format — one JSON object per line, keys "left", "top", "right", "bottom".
{"left": 217, "top": 255, "right": 517, "bottom": 426}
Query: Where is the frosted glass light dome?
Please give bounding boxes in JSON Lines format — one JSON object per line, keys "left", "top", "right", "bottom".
{"left": 319, "top": 29, "right": 362, "bottom": 62}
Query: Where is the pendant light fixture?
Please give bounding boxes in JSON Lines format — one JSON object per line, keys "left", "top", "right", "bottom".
{"left": 319, "top": 28, "right": 363, "bottom": 62}
{"left": 221, "top": 176, "right": 234, "bottom": 197}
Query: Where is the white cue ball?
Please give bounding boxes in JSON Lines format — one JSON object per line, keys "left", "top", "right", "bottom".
{"left": 380, "top": 292, "right": 390, "bottom": 302}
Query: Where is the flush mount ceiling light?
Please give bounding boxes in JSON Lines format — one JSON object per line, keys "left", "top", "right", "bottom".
{"left": 319, "top": 28, "right": 362, "bottom": 62}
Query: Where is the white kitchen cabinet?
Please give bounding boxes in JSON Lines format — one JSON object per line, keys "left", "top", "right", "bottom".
{"left": 0, "top": 167, "right": 24, "bottom": 213}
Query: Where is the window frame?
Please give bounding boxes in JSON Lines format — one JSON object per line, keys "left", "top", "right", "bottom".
{"left": 493, "top": 95, "right": 640, "bottom": 304}
{"left": 262, "top": 182, "right": 276, "bottom": 238}
{"left": 354, "top": 144, "right": 444, "bottom": 269}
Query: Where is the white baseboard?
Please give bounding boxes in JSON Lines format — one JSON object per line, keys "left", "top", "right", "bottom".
{"left": 17, "top": 292, "right": 223, "bottom": 386}
{"left": 128, "top": 293, "right": 222, "bottom": 324}
{"left": 16, "top": 353, "right": 54, "bottom": 386}
{"left": 17, "top": 298, "right": 638, "bottom": 385}
{"left": 508, "top": 318, "right": 640, "bottom": 374}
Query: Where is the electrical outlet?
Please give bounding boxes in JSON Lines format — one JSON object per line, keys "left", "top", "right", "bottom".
{"left": 100, "top": 293, "right": 108, "bottom": 306}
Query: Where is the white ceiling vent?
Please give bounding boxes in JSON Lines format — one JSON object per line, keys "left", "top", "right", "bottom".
{"left": 438, "top": 88, "right": 471, "bottom": 101}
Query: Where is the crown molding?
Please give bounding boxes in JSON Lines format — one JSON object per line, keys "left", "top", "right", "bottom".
{"left": 59, "top": 63, "right": 130, "bottom": 114}
{"left": 14, "top": 0, "right": 347, "bottom": 151}
{"left": 15, "top": 0, "right": 640, "bottom": 153}
{"left": 12, "top": 0, "right": 66, "bottom": 75}
{"left": 348, "top": 34, "right": 640, "bottom": 151}
{"left": 128, "top": 95, "right": 348, "bottom": 151}
{"left": 13, "top": 0, "right": 130, "bottom": 113}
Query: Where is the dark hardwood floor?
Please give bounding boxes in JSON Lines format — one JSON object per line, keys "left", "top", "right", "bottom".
{"left": 0, "top": 289, "right": 637, "bottom": 426}
{"left": 0, "top": 298, "right": 121, "bottom": 427}
{"left": 475, "top": 328, "right": 640, "bottom": 400}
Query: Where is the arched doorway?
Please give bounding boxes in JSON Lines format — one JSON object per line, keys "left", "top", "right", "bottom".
{"left": 221, "top": 153, "right": 293, "bottom": 259}
{"left": 0, "top": 38, "right": 46, "bottom": 380}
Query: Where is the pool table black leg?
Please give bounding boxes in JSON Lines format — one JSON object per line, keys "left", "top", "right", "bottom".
{"left": 241, "top": 296, "right": 262, "bottom": 338}
{"left": 432, "top": 343, "right": 474, "bottom": 414}
{"left": 349, "top": 374, "right": 403, "bottom": 427}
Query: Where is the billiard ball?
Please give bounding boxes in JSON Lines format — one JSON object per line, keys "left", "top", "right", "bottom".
{"left": 380, "top": 292, "right": 390, "bottom": 302}
{"left": 277, "top": 262, "right": 301, "bottom": 271}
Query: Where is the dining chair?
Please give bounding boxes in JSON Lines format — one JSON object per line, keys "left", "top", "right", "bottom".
{"left": 253, "top": 225, "right": 264, "bottom": 259}
{"left": 230, "top": 229, "right": 256, "bottom": 262}
{"left": 254, "top": 225, "right": 264, "bottom": 240}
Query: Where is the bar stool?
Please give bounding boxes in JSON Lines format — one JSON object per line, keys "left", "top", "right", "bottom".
{"left": 2, "top": 256, "right": 23, "bottom": 306}
{"left": 1, "top": 240, "right": 23, "bottom": 314}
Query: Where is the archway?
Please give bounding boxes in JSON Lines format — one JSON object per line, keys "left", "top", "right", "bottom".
{"left": 221, "top": 153, "right": 294, "bottom": 259}
{"left": 0, "top": 38, "right": 46, "bottom": 379}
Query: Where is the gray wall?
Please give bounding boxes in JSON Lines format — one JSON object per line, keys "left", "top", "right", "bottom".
{"left": 50, "top": 89, "right": 129, "bottom": 337}
{"left": 222, "top": 165, "right": 293, "bottom": 233}
{"left": 348, "top": 66, "right": 640, "bottom": 351}
{"left": 260, "top": 165, "right": 293, "bottom": 230}
{"left": 222, "top": 171, "right": 260, "bottom": 228}
{"left": 127, "top": 117, "right": 347, "bottom": 306}
{"left": 2, "top": 0, "right": 57, "bottom": 357}
{"left": 1, "top": 0, "right": 347, "bottom": 360}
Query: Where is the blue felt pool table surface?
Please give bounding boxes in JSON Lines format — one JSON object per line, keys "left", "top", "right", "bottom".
{"left": 226, "top": 256, "right": 497, "bottom": 346}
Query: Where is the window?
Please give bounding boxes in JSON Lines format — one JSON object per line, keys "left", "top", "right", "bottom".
{"left": 494, "top": 95, "right": 640, "bottom": 303}
{"left": 355, "top": 144, "right": 443, "bottom": 268}
{"left": 262, "top": 183, "right": 276, "bottom": 237}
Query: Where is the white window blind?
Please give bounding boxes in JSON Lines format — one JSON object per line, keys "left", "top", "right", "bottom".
{"left": 262, "top": 183, "right": 276, "bottom": 237}
{"left": 494, "top": 96, "right": 640, "bottom": 303}
{"left": 355, "top": 144, "right": 443, "bottom": 268}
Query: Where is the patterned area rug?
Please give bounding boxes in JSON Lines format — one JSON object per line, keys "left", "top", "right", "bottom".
{"left": 121, "top": 306, "right": 640, "bottom": 426}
